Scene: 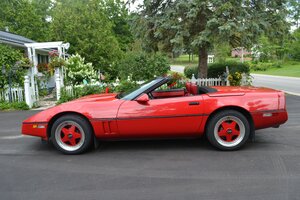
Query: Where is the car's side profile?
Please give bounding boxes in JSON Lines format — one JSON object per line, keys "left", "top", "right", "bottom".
{"left": 22, "top": 77, "right": 288, "bottom": 154}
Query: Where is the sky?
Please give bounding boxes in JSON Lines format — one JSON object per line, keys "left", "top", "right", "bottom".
{"left": 124, "top": 0, "right": 143, "bottom": 12}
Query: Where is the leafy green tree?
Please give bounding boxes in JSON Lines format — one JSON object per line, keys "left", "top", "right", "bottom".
{"left": 65, "top": 54, "right": 97, "bottom": 85}
{"left": 288, "top": 0, "right": 300, "bottom": 28}
{"left": 116, "top": 51, "right": 170, "bottom": 81}
{"left": 51, "top": 0, "right": 122, "bottom": 75}
{"left": 135, "top": 0, "right": 289, "bottom": 78}
{"left": 0, "top": 44, "right": 25, "bottom": 89}
{"left": 0, "top": 0, "right": 51, "bottom": 41}
{"left": 104, "top": 0, "right": 134, "bottom": 51}
{"left": 289, "top": 28, "right": 300, "bottom": 60}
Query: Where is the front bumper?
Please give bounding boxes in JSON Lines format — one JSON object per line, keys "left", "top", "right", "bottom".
{"left": 22, "top": 122, "right": 48, "bottom": 140}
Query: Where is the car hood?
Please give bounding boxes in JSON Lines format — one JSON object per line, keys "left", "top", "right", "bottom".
{"left": 69, "top": 93, "right": 119, "bottom": 103}
{"left": 23, "top": 93, "right": 122, "bottom": 123}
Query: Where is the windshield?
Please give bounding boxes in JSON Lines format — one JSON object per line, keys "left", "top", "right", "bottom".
{"left": 119, "top": 78, "right": 164, "bottom": 100}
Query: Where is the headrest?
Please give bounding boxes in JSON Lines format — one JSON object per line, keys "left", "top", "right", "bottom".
{"left": 185, "top": 82, "right": 191, "bottom": 93}
{"left": 185, "top": 82, "right": 198, "bottom": 95}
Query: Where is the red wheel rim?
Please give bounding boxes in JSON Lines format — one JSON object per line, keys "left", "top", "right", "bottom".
{"left": 60, "top": 124, "right": 82, "bottom": 146}
{"left": 217, "top": 120, "right": 240, "bottom": 142}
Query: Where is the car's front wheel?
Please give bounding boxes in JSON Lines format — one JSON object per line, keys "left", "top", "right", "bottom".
{"left": 51, "top": 115, "right": 93, "bottom": 154}
{"left": 206, "top": 110, "right": 250, "bottom": 150}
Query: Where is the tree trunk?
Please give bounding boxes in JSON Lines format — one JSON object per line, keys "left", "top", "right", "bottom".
{"left": 198, "top": 46, "right": 208, "bottom": 78}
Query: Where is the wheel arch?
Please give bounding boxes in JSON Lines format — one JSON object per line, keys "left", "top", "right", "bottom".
{"left": 47, "top": 111, "right": 95, "bottom": 139}
{"left": 205, "top": 106, "right": 255, "bottom": 138}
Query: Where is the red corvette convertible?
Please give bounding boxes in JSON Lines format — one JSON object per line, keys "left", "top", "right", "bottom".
{"left": 22, "top": 77, "right": 288, "bottom": 154}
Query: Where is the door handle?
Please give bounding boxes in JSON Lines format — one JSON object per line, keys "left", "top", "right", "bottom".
{"left": 189, "top": 101, "right": 200, "bottom": 106}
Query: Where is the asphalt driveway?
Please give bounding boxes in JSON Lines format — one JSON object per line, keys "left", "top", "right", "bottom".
{"left": 0, "top": 95, "right": 300, "bottom": 200}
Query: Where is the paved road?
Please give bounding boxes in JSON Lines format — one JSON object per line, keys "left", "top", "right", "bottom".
{"left": 252, "top": 74, "right": 300, "bottom": 95}
{"left": 1, "top": 95, "right": 300, "bottom": 200}
{"left": 170, "top": 65, "right": 185, "bottom": 73}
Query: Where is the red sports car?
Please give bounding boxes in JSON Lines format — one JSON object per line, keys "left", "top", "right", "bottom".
{"left": 22, "top": 77, "right": 288, "bottom": 154}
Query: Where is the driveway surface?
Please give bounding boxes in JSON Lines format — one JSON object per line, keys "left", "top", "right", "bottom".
{"left": 252, "top": 74, "right": 300, "bottom": 95}
{"left": 170, "top": 65, "right": 185, "bottom": 73}
{"left": 0, "top": 95, "right": 300, "bottom": 200}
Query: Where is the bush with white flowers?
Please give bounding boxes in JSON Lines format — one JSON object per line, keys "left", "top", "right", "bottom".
{"left": 65, "top": 54, "right": 97, "bottom": 85}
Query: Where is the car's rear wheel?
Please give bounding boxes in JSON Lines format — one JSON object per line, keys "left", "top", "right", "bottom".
{"left": 51, "top": 115, "right": 93, "bottom": 154}
{"left": 206, "top": 110, "right": 250, "bottom": 150}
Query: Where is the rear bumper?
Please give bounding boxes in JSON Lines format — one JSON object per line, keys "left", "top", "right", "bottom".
{"left": 22, "top": 122, "right": 48, "bottom": 140}
{"left": 252, "top": 109, "right": 288, "bottom": 130}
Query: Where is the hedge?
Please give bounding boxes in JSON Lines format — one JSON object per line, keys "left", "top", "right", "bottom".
{"left": 184, "top": 61, "right": 250, "bottom": 78}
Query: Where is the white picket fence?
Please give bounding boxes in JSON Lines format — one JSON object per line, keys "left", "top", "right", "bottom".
{"left": 0, "top": 87, "right": 24, "bottom": 102}
{"left": 64, "top": 83, "right": 103, "bottom": 97}
{"left": 192, "top": 77, "right": 225, "bottom": 86}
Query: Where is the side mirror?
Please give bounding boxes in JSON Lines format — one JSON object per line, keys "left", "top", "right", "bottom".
{"left": 136, "top": 93, "right": 149, "bottom": 103}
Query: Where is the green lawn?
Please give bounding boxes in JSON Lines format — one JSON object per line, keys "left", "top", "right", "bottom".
{"left": 170, "top": 54, "right": 198, "bottom": 66}
{"left": 172, "top": 55, "right": 300, "bottom": 78}
{"left": 251, "top": 61, "right": 300, "bottom": 78}
{"left": 170, "top": 54, "right": 241, "bottom": 66}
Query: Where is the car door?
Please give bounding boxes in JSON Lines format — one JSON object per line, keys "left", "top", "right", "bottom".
{"left": 116, "top": 95, "right": 205, "bottom": 137}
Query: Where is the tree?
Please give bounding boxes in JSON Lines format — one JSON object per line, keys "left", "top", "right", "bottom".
{"left": 50, "top": 0, "right": 123, "bottom": 76}
{"left": 289, "top": 28, "right": 300, "bottom": 60}
{"left": 0, "top": 0, "right": 51, "bottom": 41}
{"left": 104, "top": 0, "right": 134, "bottom": 51}
{"left": 288, "top": 0, "right": 300, "bottom": 29}
{"left": 0, "top": 44, "right": 25, "bottom": 89}
{"left": 135, "top": 0, "right": 289, "bottom": 78}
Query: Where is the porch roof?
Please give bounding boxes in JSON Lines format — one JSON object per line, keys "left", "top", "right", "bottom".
{"left": 0, "top": 30, "right": 35, "bottom": 48}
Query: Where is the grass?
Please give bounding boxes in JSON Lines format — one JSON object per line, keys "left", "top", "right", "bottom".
{"left": 172, "top": 54, "right": 300, "bottom": 78}
{"left": 170, "top": 54, "right": 241, "bottom": 66}
{"left": 170, "top": 54, "right": 198, "bottom": 66}
{"left": 251, "top": 61, "right": 300, "bottom": 78}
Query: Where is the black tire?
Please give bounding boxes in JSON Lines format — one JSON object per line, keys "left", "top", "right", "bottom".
{"left": 51, "top": 114, "right": 93, "bottom": 154}
{"left": 206, "top": 110, "right": 250, "bottom": 151}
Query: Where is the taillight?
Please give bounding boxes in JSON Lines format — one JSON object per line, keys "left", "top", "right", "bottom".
{"left": 278, "top": 91, "right": 286, "bottom": 110}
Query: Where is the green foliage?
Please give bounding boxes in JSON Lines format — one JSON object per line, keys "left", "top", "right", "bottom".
{"left": 184, "top": 61, "right": 250, "bottom": 79}
{"left": 249, "top": 62, "right": 282, "bottom": 71}
{"left": 209, "top": 61, "right": 250, "bottom": 78}
{"left": 113, "top": 80, "right": 138, "bottom": 93}
{"left": 57, "top": 85, "right": 106, "bottom": 104}
{"left": 0, "top": 0, "right": 51, "bottom": 41}
{"left": 51, "top": 0, "right": 123, "bottom": 74}
{"left": 252, "top": 36, "right": 289, "bottom": 62}
{"left": 184, "top": 66, "right": 198, "bottom": 79}
{"left": 104, "top": 0, "right": 134, "bottom": 51}
{"left": 0, "top": 101, "right": 29, "bottom": 110}
{"left": 289, "top": 28, "right": 300, "bottom": 60}
{"left": 228, "top": 72, "right": 243, "bottom": 86}
{"left": 213, "top": 43, "right": 231, "bottom": 63}
{"left": 134, "top": 0, "right": 289, "bottom": 78}
{"left": 116, "top": 52, "right": 170, "bottom": 81}
{"left": 65, "top": 54, "right": 97, "bottom": 85}
{"left": 0, "top": 44, "right": 26, "bottom": 88}
{"left": 166, "top": 71, "right": 186, "bottom": 89}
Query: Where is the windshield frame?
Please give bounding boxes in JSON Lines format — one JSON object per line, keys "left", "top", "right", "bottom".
{"left": 120, "top": 77, "right": 169, "bottom": 100}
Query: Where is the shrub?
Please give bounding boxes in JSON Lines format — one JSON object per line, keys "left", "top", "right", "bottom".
{"left": 184, "top": 65, "right": 198, "bottom": 79}
{"left": 115, "top": 52, "right": 170, "bottom": 81}
{"left": 0, "top": 44, "right": 26, "bottom": 89}
{"left": 184, "top": 61, "right": 250, "bottom": 78}
{"left": 289, "top": 28, "right": 300, "bottom": 60}
{"left": 228, "top": 72, "right": 243, "bottom": 86}
{"left": 249, "top": 62, "right": 282, "bottom": 71}
{"left": 65, "top": 54, "right": 97, "bottom": 85}
{"left": 0, "top": 101, "right": 29, "bottom": 110}
{"left": 113, "top": 80, "right": 138, "bottom": 93}
{"left": 208, "top": 61, "right": 250, "bottom": 78}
